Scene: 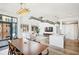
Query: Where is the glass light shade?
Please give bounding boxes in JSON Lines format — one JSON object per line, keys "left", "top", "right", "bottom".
{"left": 16, "top": 8, "right": 30, "bottom": 15}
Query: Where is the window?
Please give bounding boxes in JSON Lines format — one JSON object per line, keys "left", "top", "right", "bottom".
{"left": 0, "top": 14, "right": 17, "bottom": 40}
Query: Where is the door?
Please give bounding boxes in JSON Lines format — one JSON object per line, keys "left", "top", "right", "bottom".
{"left": 0, "top": 22, "right": 11, "bottom": 47}
{"left": 2, "top": 23, "right": 11, "bottom": 40}
{"left": 0, "top": 23, "right": 2, "bottom": 40}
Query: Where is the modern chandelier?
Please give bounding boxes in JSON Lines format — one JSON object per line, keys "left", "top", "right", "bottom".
{"left": 16, "top": 3, "right": 30, "bottom": 15}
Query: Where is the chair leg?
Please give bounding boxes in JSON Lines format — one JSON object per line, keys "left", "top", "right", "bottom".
{"left": 41, "top": 49, "right": 49, "bottom": 55}
{"left": 8, "top": 50, "right": 13, "bottom": 55}
{"left": 38, "top": 53, "right": 42, "bottom": 55}
{"left": 8, "top": 51, "right": 10, "bottom": 55}
{"left": 45, "top": 49, "right": 49, "bottom": 55}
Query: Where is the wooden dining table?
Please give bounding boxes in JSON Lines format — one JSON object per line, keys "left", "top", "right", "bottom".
{"left": 9, "top": 38, "right": 48, "bottom": 55}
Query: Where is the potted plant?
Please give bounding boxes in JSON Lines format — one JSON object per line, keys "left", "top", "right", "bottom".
{"left": 36, "top": 27, "right": 40, "bottom": 35}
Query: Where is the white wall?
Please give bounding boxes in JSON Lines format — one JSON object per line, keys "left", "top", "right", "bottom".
{"left": 39, "top": 23, "right": 56, "bottom": 35}
{"left": 17, "top": 16, "right": 41, "bottom": 37}
{"left": 62, "top": 24, "right": 78, "bottom": 40}
{"left": 78, "top": 21, "right": 79, "bottom": 39}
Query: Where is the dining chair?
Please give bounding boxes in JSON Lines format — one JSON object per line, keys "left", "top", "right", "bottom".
{"left": 42, "top": 49, "right": 49, "bottom": 55}
{"left": 14, "top": 48, "right": 23, "bottom": 55}
{"left": 8, "top": 41, "right": 14, "bottom": 55}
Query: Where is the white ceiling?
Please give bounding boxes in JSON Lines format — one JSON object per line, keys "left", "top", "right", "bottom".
{"left": 0, "top": 3, "right": 79, "bottom": 22}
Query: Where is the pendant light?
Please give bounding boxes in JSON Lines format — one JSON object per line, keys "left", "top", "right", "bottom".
{"left": 16, "top": 3, "right": 30, "bottom": 15}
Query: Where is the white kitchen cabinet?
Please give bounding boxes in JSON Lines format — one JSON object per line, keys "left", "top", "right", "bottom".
{"left": 49, "top": 34, "right": 64, "bottom": 48}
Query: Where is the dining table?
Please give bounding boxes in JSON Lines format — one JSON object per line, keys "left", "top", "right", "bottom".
{"left": 9, "top": 38, "right": 48, "bottom": 55}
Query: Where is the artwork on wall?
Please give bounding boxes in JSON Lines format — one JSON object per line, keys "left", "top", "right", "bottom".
{"left": 45, "top": 27, "right": 53, "bottom": 32}
{"left": 31, "top": 26, "right": 39, "bottom": 33}
{"left": 21, "top": 24, "right": 29, "bottom": 32}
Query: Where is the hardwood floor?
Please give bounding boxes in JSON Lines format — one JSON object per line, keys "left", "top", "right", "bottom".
{"left": 48, "top": 45, "right": 79, "bottom": 55}
{"left": 64, "top": 39, "right": 79, "bottom": 53}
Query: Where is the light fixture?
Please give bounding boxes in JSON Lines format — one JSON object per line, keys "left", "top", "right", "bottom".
{"left": 16, "top": 3, "right": 30, "bottom": 15}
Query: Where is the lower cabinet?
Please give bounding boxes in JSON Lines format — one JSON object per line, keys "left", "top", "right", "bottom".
{"left": 49, "top": 34, "right": 64, "bottom": 48}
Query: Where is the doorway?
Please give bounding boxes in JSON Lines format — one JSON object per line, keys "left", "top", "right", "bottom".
{"left": 0, "top": 22, "right": 12, "bottom": 47}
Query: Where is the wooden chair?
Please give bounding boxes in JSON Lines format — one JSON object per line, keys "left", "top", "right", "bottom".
{"left": 38, "top": 49, "right": 49, "bottom": 55}
{"left": 42, "top": 49, "right": 49, "bottom": 55}
{"left": 44, "top": 49, "right": 49, "bottom": 55}
{"left": 14, "top": 48, "right": 23, "bottom": 55}
{"left": 8, "top": 40, "right": 23, "bottom": 55}
{"left": 38, "top": 53, "right": 42, "bottom": 55}
{"left": 8, "top": 40, "right": 15, "bottom": 55}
